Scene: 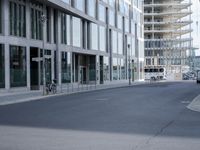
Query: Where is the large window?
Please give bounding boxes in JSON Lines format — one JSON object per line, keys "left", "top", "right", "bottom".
{"left": 117, "top": 15, "right": 123, "bottom": 30}
{"left": 72, "top": 17, "right": 81, "bottom": 47}
{"left": 61, "top": 52, "right": 71, "bottom": 83}
{"left": 99, "top": 26, "right": 106, "bottom": 52}
{"left": 30, "top": 2, "right": 43, "bottom": 40}
{"left": 0, "top": 0, "right": 2, "bottom": 34}
{"left": 112, "top": 30, "right": 117, "bottom": 54}
{"left": 87, "top": 0, "right": 96, "bottom": 18}
{"left": 98, "top": 4, "right": 106, "bottom": 22}
{"left": 74, "top": 0, "right": 84, "bottom": 12}
{"left": 60, "top": 14, "right": 70, "bottom": 45}
{"left": 112, "top": 58, "right": 118, "bottom": 80}
{"left": 0, "top": 45, "right": 4, "bottom": 88}
{"left": 90, "top": 23, "right": 98, "bottom": 50}
{"left": 109, "top": 9, "right": 115, "bottom": 26}
{"left": 120, "top": 59, "right": 126, "bottom": 80}
{"left": 61, "top": 13, "right": 67, "bottom": 44}
{"left": 118, "top": 32, "right": 123, "bottom": 55}
{"left": 104, "top": 56, "right": 110, "bottom": 81}
{"left": 9, "top": 1, "right": 26, "bottom": 37}
{"left": 10, "top": 45, "right": 26, "bottom": 87}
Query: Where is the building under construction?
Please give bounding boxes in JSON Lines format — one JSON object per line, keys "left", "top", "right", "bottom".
{"left": 144, "top": 0, "right": 192, "bottom": 80}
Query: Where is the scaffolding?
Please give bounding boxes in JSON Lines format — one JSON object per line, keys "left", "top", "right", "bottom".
{"left": 144, "top": 0, "right": 193, "bottom": 80}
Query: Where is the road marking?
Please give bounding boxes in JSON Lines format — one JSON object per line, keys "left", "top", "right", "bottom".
{"left": 181, "top": 101, "right": 191, "bottom": 104}
{"left": 95, "top": 98, "right": 109, "bottom": 101}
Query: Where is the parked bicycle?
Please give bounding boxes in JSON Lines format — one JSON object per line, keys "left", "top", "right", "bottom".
{"left": 46, "top": 79, "right": 57, "bottom": 94}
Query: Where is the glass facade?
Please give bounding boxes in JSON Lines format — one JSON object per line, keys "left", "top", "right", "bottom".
{"left": 87, "top": 0, "right": 96, "bottom": 18}
{"left": 98, "top": 4, "right": 106, "bottom": 22}
{"left": 40, "top": 50, "right": 52, "bottom": 84}
{"left": 112, "top": 30, "right": 117, "bottom": 54}
{"left": 30, "top": 2, "right": 43, "bottom": 40}
{"left": 72, "top": 17, "right": 81, "bottom": 47}
{"left": 112, "top": 58, "right": 118, "bottom": 80}
{"left": 61, "top": 12, "right": 67, "bottom": 44}
{"left": 9, "top": 0, "right": 26, "bottom": 37}
{"left": 0, "top": 0, "right": 2, "bottom": 34}
{"left": 0, "top": 45, "right": 4, "bottom": 88}
{"left": 75, "top": 0, "right": 84, "bottom": 12}
{"left": 0, "top": 0, "right": 143, "bottom": 89}
{"left": 10, "top": 45, "right": 26, "bottom": 87}
{"left": 118, "top": 32, "right": 123, "bottom": 55}
{"left": 104, "top": 56, "right": 110, "bottom": 81}
{"left": 61, "top": 52, "right": 71, "bottom": 83}
{"left": 109, "top": 10, "right": 115, "bottom": 26}
{"left": 90, "top": 23, "right": 98, "bottom": 50}
{"left": 99, "top": 26, "right": 106, "bottom": 52}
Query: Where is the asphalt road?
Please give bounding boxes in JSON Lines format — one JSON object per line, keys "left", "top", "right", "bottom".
{"left": 0, "top": 81, "right": 200, "bottom": 150}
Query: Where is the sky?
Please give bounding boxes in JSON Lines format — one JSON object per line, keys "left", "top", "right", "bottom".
{"left": 191, "top": 0, "right": 200, "bottom": 55}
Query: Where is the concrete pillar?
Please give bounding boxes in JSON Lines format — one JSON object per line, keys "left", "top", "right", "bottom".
{"left": 26, "top": 0, "right": 30, "bottom": 40}
{"left": 4, "top": 44, "right": 10, "bottom": 90}
{"left": 56, "top": 11, "right": 62, "bottom": 89}
{"left": 26, "top": 46, "right": 30, "bottom": 90}
{"left": 2, "top": 0, "right": 10, "bottom": 90}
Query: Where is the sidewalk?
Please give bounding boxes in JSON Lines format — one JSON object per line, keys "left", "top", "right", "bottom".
{"left": 0, "top": 81, "right": 146, "bottom": 106}
{"left": 187, "top": 94, "right": 200, "bottom": 112}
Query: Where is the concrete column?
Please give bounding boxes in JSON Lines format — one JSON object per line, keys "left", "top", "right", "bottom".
{"left": 26, "top": 46, "right": 30, "bottom": 90}
{"left": 50, "top": 8, "right": 54, "bottom": 44}
{"left": 26, "top": 0, "right": 30, "bottom": 40}
{"left": 56, "top": 11, "right": 62, "bottom": 89}
{"left": 3, "top": 0, "right": 10, "bottom": 90}
{"left": 4, "top": 44, "right": 10, "bottom": 90}
{"left": 51, "top": 50, "right": 55, "bottom": 80}
{"left": 2, "top": 0, "right": 9, "bottom": 36}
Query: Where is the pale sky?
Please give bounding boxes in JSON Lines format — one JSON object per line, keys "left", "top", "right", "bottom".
{"left": 191, "top": 0, "right": 200, "bottom": 55}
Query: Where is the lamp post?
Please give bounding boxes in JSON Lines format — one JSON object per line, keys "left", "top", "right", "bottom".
{"left": 128, "top": 44, "right": 131, "bottom": 85}
{"left": 40, "top": 14, "right": 47, "bottom": 95}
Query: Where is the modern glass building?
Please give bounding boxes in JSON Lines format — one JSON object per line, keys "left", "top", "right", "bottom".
{"left": 0, "top": 0, "right": 144, "bottom": 91}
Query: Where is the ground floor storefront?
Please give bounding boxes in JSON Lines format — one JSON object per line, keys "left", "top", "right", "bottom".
{"left": 0, "top": 44, "right": 144, "bottom": 92}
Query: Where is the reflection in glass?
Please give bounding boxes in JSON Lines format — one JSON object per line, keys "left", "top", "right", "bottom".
{"left": 10, "top": 46, "right": 26, "bottom": 87}
{"left": 112, "top": 58, "right": 118, "bottom": 80}
{"left": 61, "top": 52, "right": 71, "bottom": 83}
{"left": 0, "top": 45, "right": 4, "bottom": 88}
{"left": 72, "top": 17, "right": 81, "bottom": 47}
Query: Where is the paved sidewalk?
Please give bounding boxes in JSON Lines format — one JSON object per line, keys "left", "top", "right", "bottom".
{"left": 0, "top": 81, "right": 147, "bottom": 106}
{"left": 187, "top": 94, "right": 200, "bottom": 112}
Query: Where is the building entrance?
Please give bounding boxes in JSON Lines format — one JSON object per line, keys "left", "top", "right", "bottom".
{"left": 30, "top": 47, "right": 39, "bottom": 90}
{"left": 73, "top": 53, "right": 96, "bottom": 84}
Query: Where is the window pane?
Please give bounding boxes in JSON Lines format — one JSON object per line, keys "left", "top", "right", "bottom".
{"left": 10, "top": 45, "right": 26, "bottom": 87}
{"left": 113, "top": 58, "right": 118, "bottom": 80}
{"left": 99, "top": 26, "right": 106, "bottom": 52}
{"left": 9, "top": 1, "right": 26, "bottom": 37}
{"left": 112, "top": 30, "right": 117, "bottom": 53}
{"left": 0, "top": 45, "right": 4, "bottom": 88}
{"left": 98, "top": 4, "right": 106, "bottom": 22}
{"left": 118, "top": 32, "right": 123, "bottom": 54}
{"left": 72, "top": 17, "right": 81, "bottom": 47}
{"left": 90, "top": 23, "right": 98, "bottom": 50}
{"left": 75, "top": 0, "right": 84, "bottom": 12}
{"left": 61, "top": 52, "right": 71, "bottom": 83}
{"left": 88, "top": 0, "right": 95, "bottom": 18}
{"left": 109, "top": 10, "right": 115, "bottom": 26}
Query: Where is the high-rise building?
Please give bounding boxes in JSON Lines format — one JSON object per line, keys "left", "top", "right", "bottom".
{"left": 0, "top": 0, "right": 144, "bottom": 91}
{"left": 144, "top": 0, "right": 192, "bottom": 80}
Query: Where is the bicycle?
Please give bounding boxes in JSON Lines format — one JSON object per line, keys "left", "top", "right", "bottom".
{"left": 46, "top": 79, "right": 57, "bottom": 94}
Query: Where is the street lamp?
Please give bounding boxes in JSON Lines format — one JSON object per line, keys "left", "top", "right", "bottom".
{"left": 128, "top": 44, "right": 131, "bottom": 85}
{"left": 40, "top": 14, "right": 47, "bottom": 95}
